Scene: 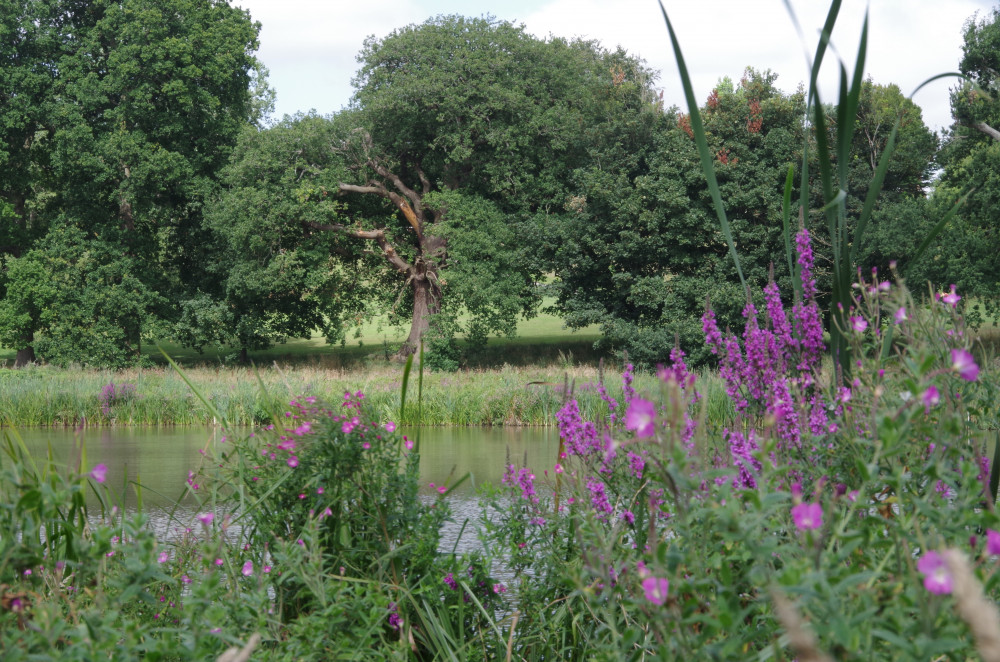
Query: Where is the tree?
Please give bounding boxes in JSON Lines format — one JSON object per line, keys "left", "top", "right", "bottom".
{"left": 197, "top": 114, "right": 389, "bottom": 360}
{"left": 927, "top": 6, "right": 1000, "bottom": 310}
{"left": 0, "top": 0, "right": 260, "bottom": 367}
{"left": 850, "top": 80, "right": 937, "bottom": 276}
{"left": 547, "top": 68, "right": 938, "bottom": 367}
{"left": 215, "top": 16, "right": 639, "bottom": 359}
{"left": 548, "top": 69, "right": 807, "bottom": 365}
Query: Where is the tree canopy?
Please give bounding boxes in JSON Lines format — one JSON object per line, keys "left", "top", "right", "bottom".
{"left": 0, "top": 0, "right": 260, "bottom": 367}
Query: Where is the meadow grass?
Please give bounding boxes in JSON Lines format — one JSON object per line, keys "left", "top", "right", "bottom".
{"left": 0, "top": 361, "right": 734, "bottom": 428}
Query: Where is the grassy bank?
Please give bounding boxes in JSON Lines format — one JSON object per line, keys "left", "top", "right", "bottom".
{"left": 0, "top": 361, "right": 736, "bottom": 428}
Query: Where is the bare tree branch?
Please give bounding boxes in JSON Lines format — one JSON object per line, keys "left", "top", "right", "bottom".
{"left": 305, "top": 221, "right": 413, "bottom": 275}
{"left": 973, "top": 121, "right": 1000, "bottom": 141}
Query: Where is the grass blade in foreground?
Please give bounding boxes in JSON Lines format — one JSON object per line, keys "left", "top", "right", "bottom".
{"left": 658, "top": 0, "right": 745, "bottom": 291}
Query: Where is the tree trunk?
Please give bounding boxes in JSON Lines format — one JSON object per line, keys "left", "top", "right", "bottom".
{"left": 14, "top": 345, "right": 35, "bottom": 368}
{"left": 398, "top": 273, "right": 441, "bottom": 359}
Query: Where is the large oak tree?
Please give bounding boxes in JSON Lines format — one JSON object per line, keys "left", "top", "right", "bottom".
{"left": 0, "top": 0, "right": 260, "bottom": 367}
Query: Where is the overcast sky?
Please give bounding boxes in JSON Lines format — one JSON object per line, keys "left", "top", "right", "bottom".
{"left": 232, "top": 0, "right": 995, "bottom": 136}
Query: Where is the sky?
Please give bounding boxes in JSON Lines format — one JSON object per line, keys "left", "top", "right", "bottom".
{"left": 232, "top": 0, "right": 996, "bottom": 136}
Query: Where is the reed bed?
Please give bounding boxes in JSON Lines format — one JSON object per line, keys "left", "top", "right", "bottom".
{"left": 0, "top": 362, "right": 734, "bottom": 428}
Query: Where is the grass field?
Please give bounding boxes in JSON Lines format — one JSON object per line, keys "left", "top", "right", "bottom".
{"left": 0, "top": 305, "right": 604, "bottom": 369}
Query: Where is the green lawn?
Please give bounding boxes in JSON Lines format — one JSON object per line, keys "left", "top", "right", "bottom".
{"left": 1, "top": 305, "right": 604, "bottom": 369}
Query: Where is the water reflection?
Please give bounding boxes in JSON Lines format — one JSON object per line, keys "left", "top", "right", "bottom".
{"left": 12, "top": 424, "right": 558, "bottom": 503}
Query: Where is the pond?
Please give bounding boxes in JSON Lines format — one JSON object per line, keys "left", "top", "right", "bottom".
{"left": 11, "top": 425, "right": 560, "bottom": 552}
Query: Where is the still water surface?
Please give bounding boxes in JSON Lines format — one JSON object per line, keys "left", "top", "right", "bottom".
{"left": 15, "top": 426, "right": 559, "bottom": 551}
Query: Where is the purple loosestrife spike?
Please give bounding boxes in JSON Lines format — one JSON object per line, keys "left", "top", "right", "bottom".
{"left": 702, "top": 308, "right": 724, "bottom": 354}
{"left": 796, "top": 229, "right": 817, "bottom": 301}
{"left": 917, "top": 551, "right": 953, "bottom": 594}
{"left": 764, "top": 281, "right": 794, "bottom": 359}
{"left": 952, "top": 349, "right": 979, "bottom": 381}
{"left": 586, "top": 478, "right": 613, "bottom": 520}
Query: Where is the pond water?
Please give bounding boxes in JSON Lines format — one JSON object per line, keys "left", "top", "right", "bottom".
{"left": 11, "top": 426, "right": 560, "bottom": 552}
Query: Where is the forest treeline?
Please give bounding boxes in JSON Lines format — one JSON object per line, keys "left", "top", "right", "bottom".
{"left": 2, "top": 2, "right": 999, "bottom": 369}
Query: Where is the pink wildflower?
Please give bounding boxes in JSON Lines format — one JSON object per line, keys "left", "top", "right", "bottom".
{"left": 90, "top": 464, "right": 108, "bottom": 484}
{"left": 791, "top": 502, "right": 822, "bottom": 531}
{"left": 987, "top": 530, "right": 1000, "bottom": 556}
{"left": 642, "top": 576, "right": 669, "bottom": 606}
{"left": 922, "top": 386, "right": 940, "bottom": 412}
{"left": 624, "top": 397, "right": 656, "bottom": 438}
{"left": 917, "top": 551, "right": 953, "bottom": 594}
{"left": 942, "top": 284, "right": 961, "bottom": 308}
{"left": 951, "top": 349, "right": 979, "bottom": 381}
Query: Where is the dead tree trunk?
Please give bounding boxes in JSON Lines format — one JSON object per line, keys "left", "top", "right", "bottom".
{"left": 400, "top": 272, "right": 441, "bottom": 357}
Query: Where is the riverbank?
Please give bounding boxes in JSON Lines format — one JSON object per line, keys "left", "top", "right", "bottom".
{"left": 0, "top": 362, "right": 735, "bottom": 428}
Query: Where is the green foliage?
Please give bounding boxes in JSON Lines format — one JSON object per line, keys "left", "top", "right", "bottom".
{"left": 483, "top": 274, "right": 1000, "bottom": 659}
{"left": 204, "top": 392, "right": 504, "bottom": 658}
{"left": 423, "top": 312, "right": 462, "bottom": 372}
{"left": 1, "top": 225, "right": 166, "bottom": 368}
{"left": 0, "top": 0, "right": 261, "bottom": 366}
{"left": 202, "top": 115, "right": 386, "bottom": 355}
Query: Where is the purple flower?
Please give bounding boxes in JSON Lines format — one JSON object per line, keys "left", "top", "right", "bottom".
{"left": 158, "top": 552, "right": 169, "bottom": 563}
{"left": 791, "top": 502, "right": 822, "bottom": 531}
{"left": 951, "top": 349, "right": 979, "bottom": 381}
{"left": 796, "top": 229, "right": 818, "bottom": 301}
{"left": 624, "top": 397, "right": 656, "bottom": 438}
{"left": 641, "top": 576, "right": 669, "bottom": 606}
{"left": 987, "top": 530, "right": 1000, "bottom": 556}
{"left": 850, "top": 316, "right": 867, "bottom": 333}
{"left": 917, "top": 551, "right": 953, "bottom": 594}
{"left": 443, "top": 573, "right": 458, "bottom": 590}
{"left": 895, "top": 307, "right": 907, "bottom": 324}
{"left": 196, "top": 512, "right": 214, "bottom": 527}
{"left": 586, "top": 478, "right": 613, "bottom": 520}
{"left": 287, "top": 456, "right": 299, "bottom": 468}
{"left": 241, "top": 560, "right": 253, "bottom": 577}
{"left": 90, "top": 464, "right": 108, "bottom": 484}
{"left": 384, "top": 421, "right": 396, "bottom": 433}
{"left": 922, "top": 386, "right": 940, "bottom": 412}
{"left": 942, "top": 284, "right": 961, "bottom": 308}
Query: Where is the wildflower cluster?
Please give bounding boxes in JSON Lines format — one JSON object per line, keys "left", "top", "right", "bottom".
{"left": 98, "top": 381, "right": 137, "bottom": 417}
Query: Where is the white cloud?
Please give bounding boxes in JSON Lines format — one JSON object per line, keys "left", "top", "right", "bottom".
{"left": 234, "top": 0, "right": 427, "bottom": 115}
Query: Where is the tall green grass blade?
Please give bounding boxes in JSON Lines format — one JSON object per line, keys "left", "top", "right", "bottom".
{"left": 908, "top": 191, "right": 970, "bottom": 272}
{"left": 658, "top": 1, "right": 745, "bottom": 290}
{"left": 416, "top": 340, "right": 424, "bottom": 455}
{"left": 990, "top": 431, "right": 1000, "bottom": 507}
{"left": 400, "top": 351, "right": 414, "bottom": 422}
{"left": 159, "top": 346, "right": 227, "bottom": 428}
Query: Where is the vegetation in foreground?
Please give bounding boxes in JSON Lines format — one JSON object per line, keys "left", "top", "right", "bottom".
{"left": 2, "top": 240, "right": 998, "bottom": 659}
